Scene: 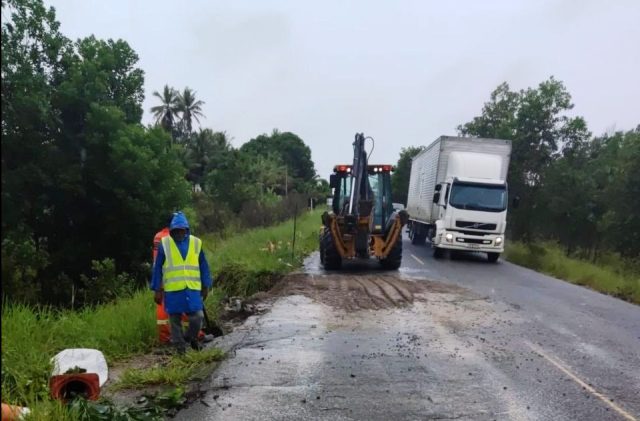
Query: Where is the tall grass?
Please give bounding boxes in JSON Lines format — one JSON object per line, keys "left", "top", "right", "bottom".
{"left": 1, "top": 208, "right": 324, "bottom": 415}
{"left": 1, "top": 292, "right": 156, "bottom": 406}
{"left": 505, "top": 242, "right": 640, "bottom": 304}
{"left": 205, "top": 207, "right": 323, "bottom": 272}
{"left": 203, "top": 208, "right": 323, "bottom": 299}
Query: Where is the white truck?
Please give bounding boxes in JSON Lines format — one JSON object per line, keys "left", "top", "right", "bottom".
{"left": 406, "top": 136, "right": 512, "bottom": 262}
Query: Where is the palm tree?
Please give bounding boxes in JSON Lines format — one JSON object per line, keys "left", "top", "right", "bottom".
{"left": 150, "top": 85, "right": 179, "bottom": 134}
{"left": 177, "top": 87, "right": 205, "bottom": 134}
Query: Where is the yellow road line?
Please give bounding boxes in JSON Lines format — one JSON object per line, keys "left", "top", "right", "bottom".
{"left": 525, "top": 341, "right": 638, "bottom": 421}
{"left": 411, "top": 254, "right": 425, "bottom": 265}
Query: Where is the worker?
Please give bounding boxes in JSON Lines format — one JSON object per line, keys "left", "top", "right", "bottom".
{"left": 153, "top": 214, "right": 173, "bottom": 262}
{"left": 153, "top": 213, "right": 174, "bottom": 344}
{"left": 151, "top": 211, "right": 212, "bottom": 354}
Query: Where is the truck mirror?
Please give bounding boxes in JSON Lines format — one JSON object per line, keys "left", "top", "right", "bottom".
{"left": 512, "top": 195, "right": 520, "bottom": 209}
{"left": 435, "top": 184, "right": 442, "bottom": 192}
{"left": 329, "top": 174, "right": 340, "bottom": 189}
{"left": 433, "top": 192, "right": 440, "bottom": 204}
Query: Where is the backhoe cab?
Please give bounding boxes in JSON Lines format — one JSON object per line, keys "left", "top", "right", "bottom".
{"left": 320, "top": 133, "right": 409, "bottom": 270}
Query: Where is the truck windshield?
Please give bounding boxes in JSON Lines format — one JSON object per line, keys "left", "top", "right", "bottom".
{"left": 449, "top": 182, "right": 507, "bottom": 212}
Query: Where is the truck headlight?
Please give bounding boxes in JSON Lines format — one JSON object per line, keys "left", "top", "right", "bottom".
{"left": 495, "top": 237, "right": 503, "bottom": 245}
{"left": 445, "top": 233, "right": 453, "bottom": 242}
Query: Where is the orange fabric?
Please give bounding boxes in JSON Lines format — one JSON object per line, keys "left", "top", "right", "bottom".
{"left": 153, "top": 227, "right": 170, "bottom": 262}
{"left": 153, "top": 227, "right": 205, "bottom": 343}
{"left": 156, "top": 300, "right": 205, "bottom": 343}
{"left": 2, "top": 403, "right": 27, "bottom": 421}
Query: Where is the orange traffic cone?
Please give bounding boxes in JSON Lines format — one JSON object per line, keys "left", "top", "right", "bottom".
{"left": 1, "top": 403, "right": 29, "bottom": 421}
{"left": 49, "top": 373, "right": 100, "bottom": 402}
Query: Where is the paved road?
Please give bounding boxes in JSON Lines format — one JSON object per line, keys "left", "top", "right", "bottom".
{"left": 178, "top": 238, "right": 640, "bottom": 420}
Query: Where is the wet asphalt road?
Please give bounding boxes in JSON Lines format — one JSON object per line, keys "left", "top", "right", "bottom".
{"left": 177, "top": 238, "right": 640, "bottom": 421}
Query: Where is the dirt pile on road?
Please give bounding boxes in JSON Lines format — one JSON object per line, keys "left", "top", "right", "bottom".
{"left": 268, "top": 273, "right": 464, "bottom": 311}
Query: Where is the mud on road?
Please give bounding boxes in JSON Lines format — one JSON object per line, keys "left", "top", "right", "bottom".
{"left": 177, "top": 257, "right": 640, "bottom": 421}
{"left": 268, "top": 272, "right": 467, "bottom": 312}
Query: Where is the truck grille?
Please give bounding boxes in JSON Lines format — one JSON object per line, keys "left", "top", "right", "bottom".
{"left": 456, "top": 237, "right": 492, "bottom": 245}
{"left": 456, "top": 221, "right": 497, "bottom": 230}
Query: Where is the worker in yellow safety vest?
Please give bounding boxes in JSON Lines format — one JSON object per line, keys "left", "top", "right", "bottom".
{"left": 150, "top": 211, "right": 212, "bottom": 354}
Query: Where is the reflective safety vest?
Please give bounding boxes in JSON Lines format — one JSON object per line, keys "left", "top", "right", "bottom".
{"left": 161, "top": 235, "right": 202, "bottom": 292}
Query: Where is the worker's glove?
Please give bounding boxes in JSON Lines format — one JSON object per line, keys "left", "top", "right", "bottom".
{"left": 154, "top": 290, "right": 163, "bottom": 305}
{"left": 201, "top": 287, "right": 209, "bottom": 300}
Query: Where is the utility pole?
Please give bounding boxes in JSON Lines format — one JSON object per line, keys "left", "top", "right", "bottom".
{"left": 285, "top": 167, "right": 288, "bottom": 197}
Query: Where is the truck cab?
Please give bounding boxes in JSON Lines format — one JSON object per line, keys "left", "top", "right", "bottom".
{"left": 431, "top": 177, "right": 507, "bottom": 260}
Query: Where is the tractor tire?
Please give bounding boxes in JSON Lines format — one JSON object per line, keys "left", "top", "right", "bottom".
{"left": 320, "top": 228, "right": 342, "bottom": 270}
{"left": 380, "top": 234, "right": 403, "bottom": 270}
{"left": 487, "top": 252, "right": 500, "bottom": 263}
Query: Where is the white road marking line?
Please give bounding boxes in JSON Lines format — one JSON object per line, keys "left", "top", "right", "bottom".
{"left": 411, "top": 254, "right": 425, "bottom": 265}
{"left": 525, "top": 341, "right": 638, "bottom": 421}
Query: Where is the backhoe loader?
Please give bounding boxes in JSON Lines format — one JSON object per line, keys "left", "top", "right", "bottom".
{"left": 320, "top": 133, "right": 409, "bottom": 270}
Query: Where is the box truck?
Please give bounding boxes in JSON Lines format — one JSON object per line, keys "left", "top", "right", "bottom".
{"left": 406, "top": 136, "right": 512, "bottom": 262}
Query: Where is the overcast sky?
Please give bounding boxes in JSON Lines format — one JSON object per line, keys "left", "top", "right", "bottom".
{"left": 45, "top": 0, "right": 640, "bottom": 178}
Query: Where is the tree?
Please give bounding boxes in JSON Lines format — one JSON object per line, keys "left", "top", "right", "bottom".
{"left": 184, "top": 129, "right": 232, "bottom": 188}
{"left": 241, "top": 129, "right": 316, "bottom": 187}
{"left": 1, "top": 0, "right": 73, "bottom": 233}
{"left": 391, "top": 146, "right": 426, "bottom": 205}
{"left": 151, "top": 84, "right": 179, "bottom": 135}
{"left": 204, "top": 149, "right": 284, "bottom": 213}
{"left": 177, "top": 87, "right": 205, "bottom": 134}
{"left": 458, "top": 77, "right": 591, "bottom": 241}
{"left": 1, "top": 0, "right": 190, "bottom": 306}
{"left": 593, "top": 128, "right": 640, "bottom": 258}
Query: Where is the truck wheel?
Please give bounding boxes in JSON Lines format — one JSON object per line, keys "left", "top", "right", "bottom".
{"left": 320, "top": 228, "right": 342, "bottom": 270}
{"left": 487, "top": 252, "right": 500, "bottom": 263}
{"left": 380, "top": 234, "right": 402, "bottom": 270}
{"left": 433, "top": 247, "right": 444, "bottom": 259}
{"left": 410, "top": 226, "right": 425, "bottom": 245}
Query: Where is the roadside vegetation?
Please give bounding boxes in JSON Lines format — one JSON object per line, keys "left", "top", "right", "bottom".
{"left": 505, "top": 242, "right": 639, "bottom": 305}
{"left": 1, "top": 209, "right": 324, "bottom": 418}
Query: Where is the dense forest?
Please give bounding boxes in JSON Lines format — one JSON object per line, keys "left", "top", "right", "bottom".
{"left": 1, "top": 0, "right": 327, "bottom": 307}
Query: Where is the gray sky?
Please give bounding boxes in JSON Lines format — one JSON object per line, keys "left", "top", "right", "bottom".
{"left": 46, "top": 0, "right": 640, "bottom": 178}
